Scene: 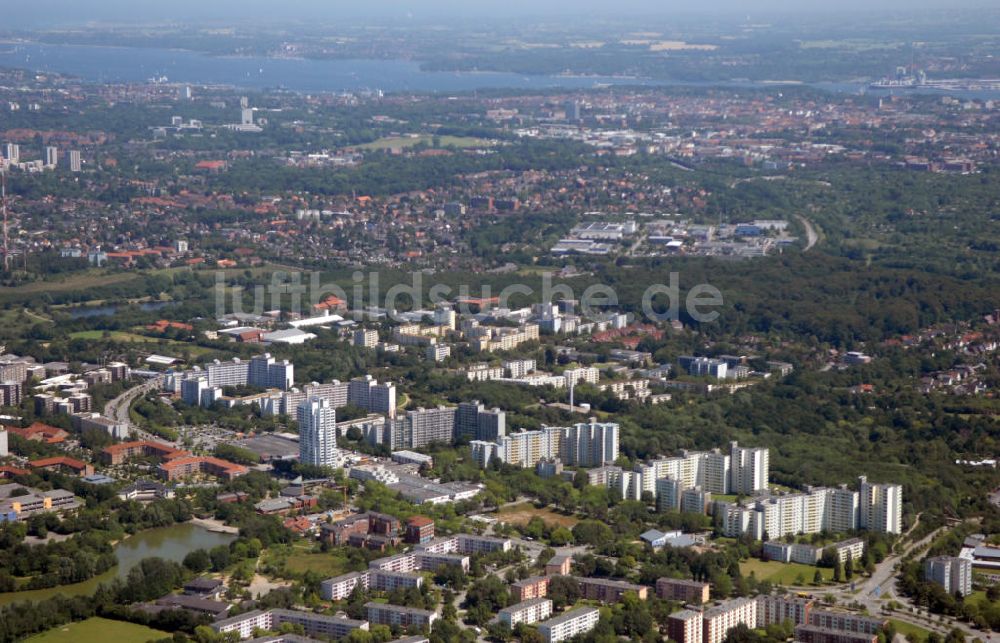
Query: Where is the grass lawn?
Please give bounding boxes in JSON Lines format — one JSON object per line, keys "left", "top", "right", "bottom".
{"left": 67, "top": 330, "right": 217, "bottom": 357}
{"left": 739, "top": 559, "right": 835, "bottom": 585}
{"left": 0, "top": 271, "right": 142, "bottom": 302}
{"left": 888, "top": 618, "right": 933, "bottom": 642}
{"left": 70, "top": 330, "right": 157, "bottom": 342}
{"left": 26, "top": 617, "right": 168, "bottom": 643}
{"left": 496, "top": 502, "right": 579, "bottom": 529}
{"left": 358, "top": 135, "right": 491, "bottom": 150}
{"left": 282, "top": 550, "right": 355, "bottom": 578}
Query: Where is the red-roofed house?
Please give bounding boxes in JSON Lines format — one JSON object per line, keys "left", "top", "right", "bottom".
{"left": 158, "top": 456, "right": 248, "bottom": 481}
{"left": 29, "top": 456, "right": 94, "bottom": 477}
{"left": 9, "top": 423, "right": 69, "bottom": 444}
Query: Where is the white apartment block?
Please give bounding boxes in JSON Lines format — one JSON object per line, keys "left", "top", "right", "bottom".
{"left": 369, "top": 569, "right": 424, "bottom": 592}
{"left": 498, "top": 598, "right": 553, "bottom": 628}
{"left": 213, "top": 609, "right": 272, "bottom": 639}
{"left": 369, "top": 553, "right": 418, "bottom": 574}
{"left": 924, "top": 556, "right": 972, "bottom": 596}
{"left": 756, "top": 595, "right": 813, "bottom": 627}
{"left": 563, "top": 366, "right": 599, "bottom": 387}
{"left": 730, "top": 441, "right": 769, "bottom": 494}
{"left": 668, "top": 609, "right": 704, "bottom": 643}
{"left": 320, "top": 571, "right": 368, "bottom": 600}
{"left": 562, "top": 420, "right": 619, "bottom": 467}
{"left": 213, "top": 609, "right": 367, "bottom": 640}
{"left": 504, "top": 358, "right": 537, "bottom": 378}
{"left": 464, "top": 363, "right": 505, "bottom": 382}
{"left": 353, "top": 329, "right": 379, "bottom": 348}
{"left": 427, "top": 344, "right": 452, "bottom": 362}
{"left": 414, "top": 551, "right": 470, "bottom": 573}
{"left": 472, "top": 421, "right": 619, "bottom": 470}
{"left": 456, "top": 533, "right": 512, "bottom": 555}
{"left": 859, "top": 476, "right": 903, "bottom": 534}
{"left": 717, "top": 477, "right": 903, "bottom": 539}
{"left": 537, "top": 607, "right": 601, "bottom": 643}
{"left": 703, "top": 597, "right": 758, "bottom": 643}
{"left": 365, "top": 602, "right": 438, "bottom": 629}
{"left": 298, "top": 397, "right": 339, "bottom": 467}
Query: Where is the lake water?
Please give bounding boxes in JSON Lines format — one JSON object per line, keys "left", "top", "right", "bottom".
{"left": 1, "top": 43, "right": 997, "bottom": 99}
{"left": 0, "top": 43, "right": 637, "bottom": 93}
{"left": 0, "top": 522, "right": 235, "bottom": 606}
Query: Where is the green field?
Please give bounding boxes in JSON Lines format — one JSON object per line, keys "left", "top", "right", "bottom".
{"left": 739, "top": 559, "right": 835, "bottom": 585}
{"left": 358, "top": 135, "right": 492, "bottom": 151}
{"left": 69, "top": 330, "right": 158, "bottom": 342}
{"left": 0, "top": 271, "right": 143, "bottom": 302}
{"left": 67, "top": 330, "right": 217, "bottom": 357}
{"left": 496, "top": 502, "right": 579, "bottom": 529}
{"left": 888, "top": 618, "right": 934, "bottom": 642}
{"left": 26, "top": 617, "right": 168, "bottom": 643}
{"left": 277, "top": 547, "right": 357, "bottom": 578}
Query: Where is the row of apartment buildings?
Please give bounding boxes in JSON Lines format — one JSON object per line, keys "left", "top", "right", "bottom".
{"left": 717, "top": 476, "right": 903, "bottom": 538}
{"left": 320, "top": 533, "right": 513, "bottom": 601}
{"left": 165, "top": 353, "right": 294, "bottom": 405}
{"left": 259, "top": 375, "right": 396, "bottom": 418}
{"left": 360, "top": 400, "right": 506, "bottom": 450}
{"left": 470, "top": 420, "right": 619, "bottom": 469}
{"left": 668, "top": 594, "right": 887, "bottom": 643}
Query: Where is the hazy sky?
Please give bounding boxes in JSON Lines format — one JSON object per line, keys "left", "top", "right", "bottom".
{"left": 4, "top": 0, "right": 994, "bottom": 27}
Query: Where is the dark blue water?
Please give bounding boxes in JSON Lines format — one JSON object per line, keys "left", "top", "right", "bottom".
{"left": 0, "top": 43, "right": 638, "bottom": 93}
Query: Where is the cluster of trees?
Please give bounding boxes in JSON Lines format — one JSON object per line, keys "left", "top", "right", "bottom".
{"left": 0, "top": 527, "right": 116, "bottom": 591}
{"left": 0, "top": 557, "right": 190, "bottom": 643}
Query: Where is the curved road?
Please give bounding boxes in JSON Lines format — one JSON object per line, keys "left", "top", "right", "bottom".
{"left": 795, "top": 214, "right": 819, "bottom": 252}
{"left": 104, "top": 376, "right": 163, "bottom": 441}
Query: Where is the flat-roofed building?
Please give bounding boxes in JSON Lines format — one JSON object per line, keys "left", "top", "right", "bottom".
{"left": 808, "top": 610, "right": 886, "bottom": 635}
{"left": 794, "top": 625, "right": 878, "bottom": 643}
{"left": 158, "top": 456, "right": 248, "bottom": 481}
{"left": 365, "top": 602, "right": 437, "bottom": 629}
{"left": 320, "top": 571, "right": 368, "bottom": 601}
{"left": 414, "top": 551, "right": 469, "bottom": 573}
{"left": 756, "top": 594, "right": 813, "bottom": 627}
{"left": 574, "top": 576, "right": 648, "bottom": 603}
{"left": 512, "top": 575, "right": 550, "bottom": 602}
{"left": 405, "top": 515, "right": 435, "bottom": 544}
{"left": 368, "top": 553, "right": 417, "bottom": 574}
{"left": 924, "top": 556, "right": 972, "bottom": 597}
{"left": 456, "top": 533, "right": 511, "bottom": 554}
{"left": 212, "top": 609, "right": 367, "bottom": 641}
{"left": 370, "top": 569, "right": 424, "bottom": 592}
{"left": 667, "top": 609, "right": 703, "bottom": 643}
{"left": 545, "top": 554, "right": 573, "bottom": 576}
{"left": 656, "top": 577, "right": 711, "bottom": 604}
{"left": 536, "top": 607, "right": 600, "bottom": 643}
{"left": 703, "top": 597, "right": 758, "bottom": 643}
{"left": 498, "top": 597, "right": 553, "bottom": 628}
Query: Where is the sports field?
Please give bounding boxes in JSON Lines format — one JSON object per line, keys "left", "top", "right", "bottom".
{"left": 26, "top": 617, "right": 168, "bottom": 643}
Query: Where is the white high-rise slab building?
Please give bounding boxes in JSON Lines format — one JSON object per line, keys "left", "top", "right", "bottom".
{"left": 562, "top": 420, "right": 619, "bottom": 467}
{"left": 4, "top": 143, "right": 19, "bottom": 165}
{"left": 298, "top": 397, "right": 338, "bottom": 467}
{"left": 45, "top": 146, "right": 58, "bottom": 168}
{"left": 859, "top": 475, "right": 903, "bottom": 534}
{"left": 924, "top": 556, "right": 971, "bottom": 596}
{"left": 730, "top": 441, "right": 769, "bottom": 494}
